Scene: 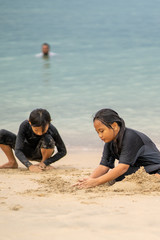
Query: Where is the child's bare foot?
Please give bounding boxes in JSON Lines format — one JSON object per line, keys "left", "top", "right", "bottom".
{"left": 0, "top": 162, "right": 18, "bottom": 169}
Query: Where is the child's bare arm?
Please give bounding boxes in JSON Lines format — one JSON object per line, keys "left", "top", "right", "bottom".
{"left": 76, "top": 163, "right": 129, "bottom": 188}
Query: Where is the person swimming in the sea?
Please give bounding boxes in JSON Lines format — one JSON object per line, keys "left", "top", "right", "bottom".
{"left": 74, "top": 108, "right": 160, "bottom": 188}
{"left": 0, "top": 108, "right": 67, "bottom": 172}
{"left": 36, "top": 43, "right": 57, "bottom": 58}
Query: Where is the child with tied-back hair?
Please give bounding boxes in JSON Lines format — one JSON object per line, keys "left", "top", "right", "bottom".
{"left": 0, "top": 108, "right": 67, "bottom": 172}
{"left": 74, "top": 108, "right": 160, "bottom": 188}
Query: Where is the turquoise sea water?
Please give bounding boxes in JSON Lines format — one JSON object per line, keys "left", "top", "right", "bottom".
{"left": 1, "top": 0, "right": 160, "bottom": 150}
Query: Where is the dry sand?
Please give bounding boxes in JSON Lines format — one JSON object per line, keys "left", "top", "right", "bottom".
{"left": 0, "top": 149, "right": 160, "bottom": 240}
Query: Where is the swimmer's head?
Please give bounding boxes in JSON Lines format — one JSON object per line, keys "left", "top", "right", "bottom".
{"left": 42, "top": 43, "right": 50, "bottom": 56}
{"left": 29, "top": 108, "right": 51, "bottom": 135}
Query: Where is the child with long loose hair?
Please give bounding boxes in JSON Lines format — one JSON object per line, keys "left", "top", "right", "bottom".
{"left": 75, "top": 108, "right": 160, "bottom": 188}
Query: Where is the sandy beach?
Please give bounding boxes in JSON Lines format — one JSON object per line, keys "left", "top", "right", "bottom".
{"left": 0, "top": 149, "right": 160, "bottom": 240}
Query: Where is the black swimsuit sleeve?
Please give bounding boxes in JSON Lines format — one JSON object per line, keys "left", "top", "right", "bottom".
{"left": 100, "top": 143, "right": 115, "bottom": 168}
{"left": 43, "top": 126, "right": 67, "bottom": 166}
{"left": 15, "top": 121, "right": 32, "bottom": 168}
{"left": 119, "top": 129, "right": 144, "bottom": 166}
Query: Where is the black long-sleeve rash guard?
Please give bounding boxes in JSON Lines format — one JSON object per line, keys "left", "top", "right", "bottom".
{"left": 15, "top": 120, "right": 67, "bottom": 168}
{"left": 100, "top": 128, "right": 160, "bottom": 173}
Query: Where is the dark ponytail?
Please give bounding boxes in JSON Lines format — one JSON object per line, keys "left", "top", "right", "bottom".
{"left": 93, "top": 108, "right": 125, "bottom": 155}
{"left": 29, "top": 108, "right": 51, "bottom": 132}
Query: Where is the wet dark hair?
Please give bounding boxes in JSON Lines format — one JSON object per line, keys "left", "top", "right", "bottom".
{"left": 42, "top": 43, "right": 50, "bottom": 49}
{"left": 29, "top": 108, "right": 51, "bottom": 132}
{"left": 93, "top": 108, "right": 125, "bottom": 155}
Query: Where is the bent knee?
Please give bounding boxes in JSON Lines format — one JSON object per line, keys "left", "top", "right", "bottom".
{"left": 40, "top": 135, "right": 55, "bottom": 149}
{"left": 0, "top": 129, "right": 8, "bottom": 136}
{"left": 0, "top": 129, "right": 16, "bottom": 148}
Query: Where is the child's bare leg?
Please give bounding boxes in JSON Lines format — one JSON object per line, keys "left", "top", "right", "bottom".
{"left": 40, "top": 148, "right": 54, "bottom": 169}
{"left": 0, "top": 144, "right": 18, "bottom": 169}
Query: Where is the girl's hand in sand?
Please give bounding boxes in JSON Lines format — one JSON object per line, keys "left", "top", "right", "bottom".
{"left": 73, "top": 178, "right": 98, "bottom": 189}
{"left": 29, "top": 165, "right": 43, "bottom": 172}
{"left": 72, "top": 178, "right": 89, "bottom": 187}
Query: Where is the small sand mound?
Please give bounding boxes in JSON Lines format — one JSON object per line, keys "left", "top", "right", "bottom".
{"left": 124, "top": 167, "right": 160, "bottom": 184}
{"left": 109, "top": 167, "right": 160, "bottom": 194}
{"left": 37, "top": 176, "right": 73, "bottom": 194}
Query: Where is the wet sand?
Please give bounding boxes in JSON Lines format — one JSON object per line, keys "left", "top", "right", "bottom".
{"left": 0, "top": 149, "right": 160, "bottom": 240}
